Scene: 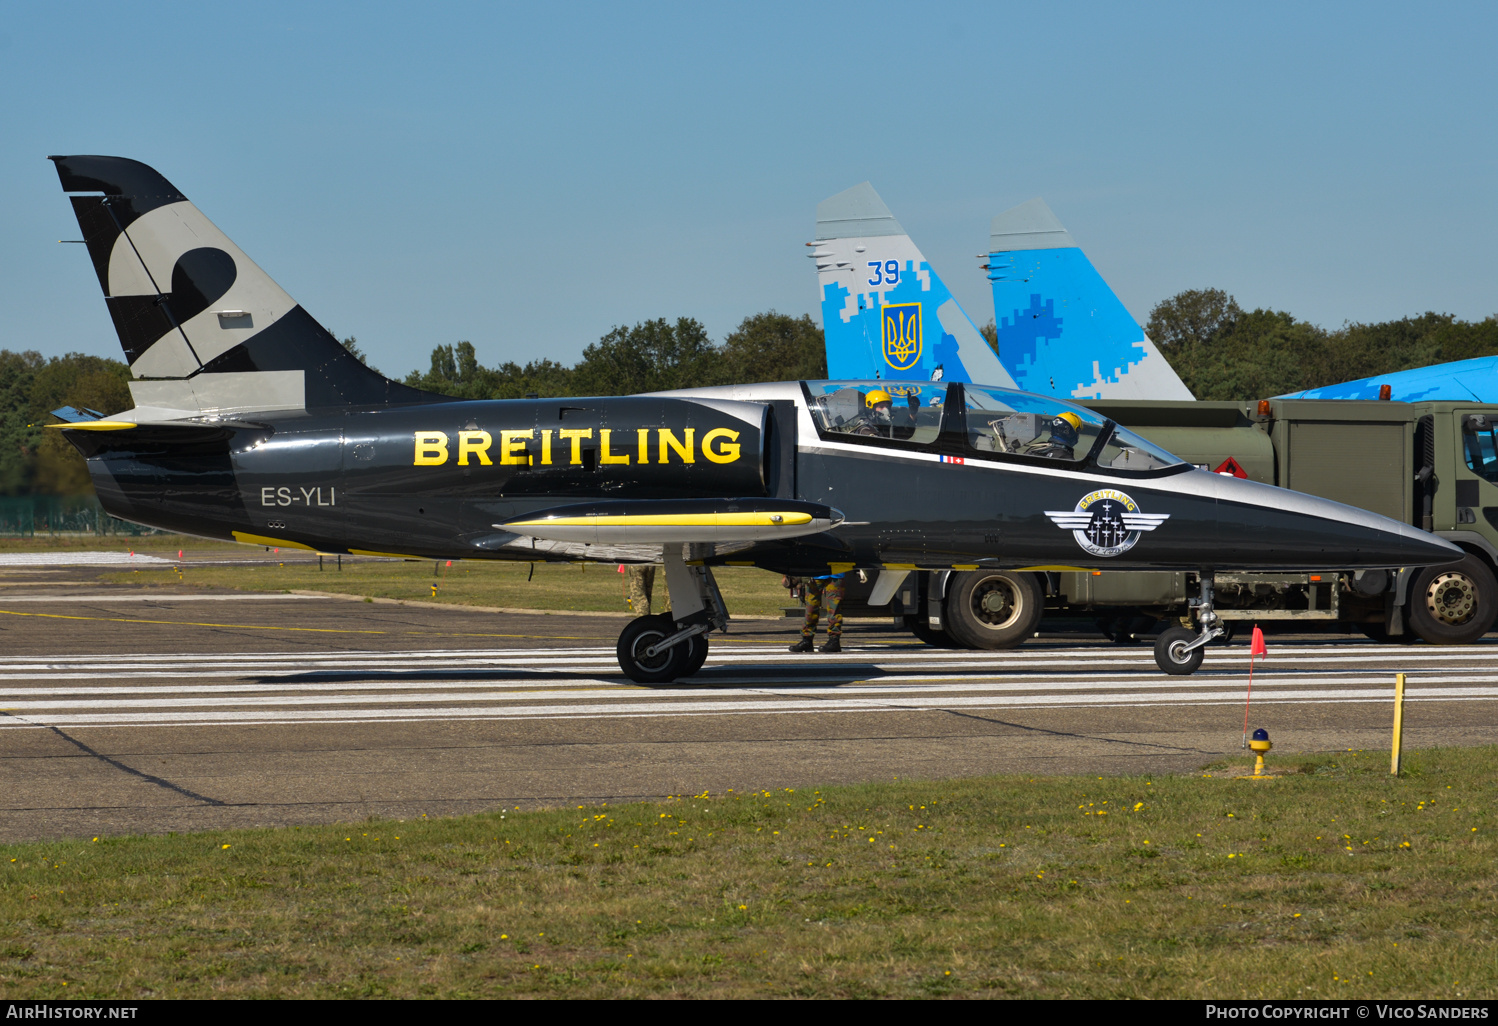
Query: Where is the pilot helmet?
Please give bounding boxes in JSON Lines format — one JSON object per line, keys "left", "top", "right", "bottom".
{"left": 1051, "top": 411, "right": 1082, "bottom": 444}
{"left": 865, "top": 389, "right": 893, "bottom": 409}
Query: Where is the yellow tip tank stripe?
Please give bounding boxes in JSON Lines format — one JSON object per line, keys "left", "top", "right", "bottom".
{"left": 47, "top": 420, "right": 137, "bottom": 431}
{"left": 232, "top": 532, "right": 316, "bottom": 551}
{"left": 349, "top": 549, "right": 427, "bottom": 559}
{"left": 510, "top": 511, "right": 813, "bottom": 528}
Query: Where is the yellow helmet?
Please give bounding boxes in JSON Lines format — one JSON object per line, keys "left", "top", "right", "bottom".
{"left": 1056, "top": 412, "right": 1083, "bottom": 430}
{"left": 865, "top": 389, "right": 893, "bottom": 408}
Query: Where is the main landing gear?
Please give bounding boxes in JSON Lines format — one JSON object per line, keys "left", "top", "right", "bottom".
{"left": 1153, "top": 572, "right": 1227, "bottom": 675}
{"left": 615, "top": 545, "right": 727, "bottom": 684}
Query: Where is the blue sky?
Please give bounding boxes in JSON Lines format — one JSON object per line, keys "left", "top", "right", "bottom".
{"left": 2, "top": 1, "right": 1495, "bottom": 377}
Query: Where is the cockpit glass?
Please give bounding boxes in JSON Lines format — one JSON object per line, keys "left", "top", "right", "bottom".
{"left": 963, "top": 384, "right": 1186, "bottom": 472}
{"left": 1095, "top": 425, "right": 1188, "bottom": 472}
{"left": 805, "top": 381, "right": 948, "bottom": 445}
{"left": 963, "top": 385, "right": 1107, "bottom": 463}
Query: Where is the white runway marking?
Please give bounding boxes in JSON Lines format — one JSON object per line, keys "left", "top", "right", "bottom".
{"left": 1, "top": 641, "right": 1494, "bottom": 730}
{"left": 0, "top": 552, "right": 175, "bottom": 566}
{"left": 0, "top": 593, "right": 331, "bottom": 603}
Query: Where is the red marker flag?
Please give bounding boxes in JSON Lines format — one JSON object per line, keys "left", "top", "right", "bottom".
{"left": 1242, "top": 625, "right": 1268, "bottom": 747}
{"left": 617, "top": 564, "right": 627, "bottom": 574}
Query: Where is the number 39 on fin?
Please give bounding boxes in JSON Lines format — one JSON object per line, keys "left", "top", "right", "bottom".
{"left": 867, "top": 260, "right": 901, "bottom": 287}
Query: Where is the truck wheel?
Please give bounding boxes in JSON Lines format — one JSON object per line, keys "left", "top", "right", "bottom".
{"left": 1407, "top": 554, "right": 1498, "bottom": 645}
{"left": 617, "top": 614, "right": 687, "bottom": 683}
{"left": 1355, "top": 622, "right": 1419, "bottom": 645}
{"left": 1154, "top": 626, "right": 1204, "bottom": 675}
{"left": 943, "top": 571, "right": 1042, "bottom": 650}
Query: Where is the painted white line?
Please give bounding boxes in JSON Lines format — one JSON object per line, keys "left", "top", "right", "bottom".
{"left": 2, "top": 644, "right": 1493, "bottom": 670}
{"left": 0, "top": 593, "right": 329, "bottom": 602}
{"left": 10, "top": 680, "right": 1498, "bottom": 713}
{"left": 4, "top": 686, "right": 1493, "bottom": 729}
{"left": 6, "top": 671, "right": 1498, "bottom": 702}
{"left": 0, "top": 552, "right": 175, "bottom": 566}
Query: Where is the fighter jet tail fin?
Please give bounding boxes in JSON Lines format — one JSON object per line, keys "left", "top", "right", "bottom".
{"left": 813, "top": 182, "right": 1015, "bottom": 388}
{"left": 987, "top": 198, "right": 1193, "bottom": 400}
{"left": 48, "top": 155, "right": 437, "bottom": 418}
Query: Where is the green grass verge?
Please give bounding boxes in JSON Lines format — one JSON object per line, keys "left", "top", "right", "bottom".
{"left": 3, "top": 748, "right": 1494, "bottom": 998}
{"left": 103, "top": 559, "right": 795, "bottom": 617}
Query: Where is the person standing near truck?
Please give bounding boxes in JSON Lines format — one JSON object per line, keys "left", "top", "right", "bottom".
{"left": 789, "top": 571, "right": 847, "bottom": 653}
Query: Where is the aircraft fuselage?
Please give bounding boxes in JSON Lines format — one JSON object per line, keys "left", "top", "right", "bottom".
{"left": 69, "top": 380, "right": 1457, "bottom": 574}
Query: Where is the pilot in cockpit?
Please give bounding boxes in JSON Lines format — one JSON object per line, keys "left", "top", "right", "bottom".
{"left": 853, "top": 389, "right": 896, "bottom": 437}
{"left": 1018, "top": 412, "right": 1081, "bottom": 460}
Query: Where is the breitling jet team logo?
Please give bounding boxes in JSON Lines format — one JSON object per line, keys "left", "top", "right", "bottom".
{"left": 882, "top": 303, "right": 921, "bottom": 372}
{"left": 1044, "top": 489, "right": 1170, "bottom": 558}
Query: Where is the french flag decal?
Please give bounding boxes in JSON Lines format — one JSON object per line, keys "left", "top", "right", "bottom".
{"left": 940, "top": 455, "right": 965, "bottom": 464}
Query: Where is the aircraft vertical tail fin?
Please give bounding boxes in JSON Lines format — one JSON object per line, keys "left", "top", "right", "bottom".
{"left": 986, "top": 198, "right": 1193, "bottom": 400}
{"left": 812, "top": 183, "right": 1015, "bottom": 387}
{"left": 49, "top": 155, "right": 436, "bottom": 418}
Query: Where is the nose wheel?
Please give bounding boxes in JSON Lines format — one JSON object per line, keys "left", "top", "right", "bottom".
{"left": 1153, "top": 572, "right": 1226, "bottom": 675}
{"left": 614, "top": 546, "right": 726, "bottom": 683}
{"left": 1154, "top": 625, "right": 1206, "bottom": 675}
{"left": 617, "top": 614, "right": 689, "bottom": 684}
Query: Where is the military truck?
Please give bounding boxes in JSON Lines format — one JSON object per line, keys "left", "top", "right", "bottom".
{"left": 855, "top": 398, "right": 1498, "bottom": 648}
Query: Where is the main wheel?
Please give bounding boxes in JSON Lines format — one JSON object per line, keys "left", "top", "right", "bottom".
{"left": 682, "top": 633, "right": 709, "bottom": 676}
{"left": 617, "top": 614, "right": 687, "bottom": 683}
{"left": 942, "top": 571, "right": 1043, "bottom": 650}
{"left": 1356, "top": 622, "right": 1419, "bottom": 644}
{"left": 907, "top": 616, "right": 966, "bottom": 649}
{"left": 1407, "top": 553, "right": 1498, "bottom": 644}
{"left": 1154, "top": 625, "right": 1204, "bottom": 675}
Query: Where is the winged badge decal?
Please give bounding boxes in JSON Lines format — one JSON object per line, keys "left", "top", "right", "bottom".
{"left": 1044, "top": 489, "right": 1169, "bottom": 558}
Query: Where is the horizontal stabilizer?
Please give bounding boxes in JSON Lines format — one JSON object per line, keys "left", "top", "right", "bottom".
{"left": 50, "top": 417, "right": 270, "bottom": 459}
{"left": 49, "top": 406, "right": 105, "bottom": 423}
{"left": 500, "top": 498, "right": 843, "bottom": 545}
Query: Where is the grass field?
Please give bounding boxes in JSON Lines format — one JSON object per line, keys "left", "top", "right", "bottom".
{"left": 2, "top": 747, "right": 1493, "bottom": 999}
{"left": 103, "top": 557, "right": 796, "bottom": 617}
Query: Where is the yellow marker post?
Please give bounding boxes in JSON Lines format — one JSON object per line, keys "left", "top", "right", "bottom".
{"left": 1247, "top": 728, "right": 1272, "bottom": 777}
{"left": 1391, "top": 672, "right": 1406, "bottom": 777}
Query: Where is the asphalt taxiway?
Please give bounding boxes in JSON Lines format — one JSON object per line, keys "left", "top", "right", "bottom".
{"left": 1, "top": 561, "right": 1494, "bottom": 842}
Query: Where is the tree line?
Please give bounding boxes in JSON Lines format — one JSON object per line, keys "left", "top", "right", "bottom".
{"left": 4, "top": 297, "right": 1496, "bottom": 495}
{"left": 1142, "top": 289, "right": 1498, "bottom": 400}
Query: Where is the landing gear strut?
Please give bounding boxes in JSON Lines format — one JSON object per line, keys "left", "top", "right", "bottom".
{"left": 1153, "top": 572, "right": 1226, "bottom": 675}
{"left": 615, "top": 545, "right": 728, "bottom": 683}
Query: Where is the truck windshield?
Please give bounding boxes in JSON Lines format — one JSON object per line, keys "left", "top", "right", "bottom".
{"left": 804, "top": 381, "right": 948, "bottom": 445}
{"left": 964, "top": 384, "right": 1186, "bottom": 473}
{"left": 1462, "top": 414, "right": 1498, "bottom": 482}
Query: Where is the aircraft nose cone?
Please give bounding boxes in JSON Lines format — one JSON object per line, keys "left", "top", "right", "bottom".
{"left": 1383, "top": 524, "right": 1465, "bottom": 566}
{"left": 1206, "top": 475, "right": 1463, "bottom": 570}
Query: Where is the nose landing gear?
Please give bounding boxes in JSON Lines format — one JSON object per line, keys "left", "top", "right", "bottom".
{"left": 1154, "top": 572, "right": 1226, "bottom": 675}
{"left": 615, "top": 545, "right": 727, "bottom": 684}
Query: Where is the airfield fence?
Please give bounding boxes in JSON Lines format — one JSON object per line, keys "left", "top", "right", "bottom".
{"left": 0, "top": 496, "right": 158, "bottom": 537}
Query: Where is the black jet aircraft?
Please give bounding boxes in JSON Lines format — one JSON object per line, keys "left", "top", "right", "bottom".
{"left": 44, "top": 156, "right": 1461, "bottom": 679}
